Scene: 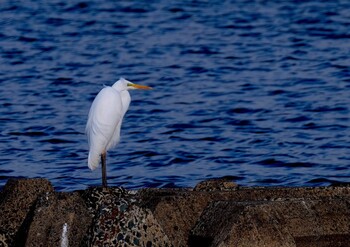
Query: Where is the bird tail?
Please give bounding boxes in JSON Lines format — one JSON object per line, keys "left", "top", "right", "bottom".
{"left": 88, "top": 151, "right": 100, "bottom": 170}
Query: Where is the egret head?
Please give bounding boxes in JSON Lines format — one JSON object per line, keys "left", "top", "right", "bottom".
{"left": 113, "top": 77, "right": 152, "bottom": 91}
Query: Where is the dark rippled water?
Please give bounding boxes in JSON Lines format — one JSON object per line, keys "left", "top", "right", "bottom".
{"left": 0, "top": 1, "right": 349, "bottom": 191}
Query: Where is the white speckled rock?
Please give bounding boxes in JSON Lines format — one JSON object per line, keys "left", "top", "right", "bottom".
{"left": 81, "top": 187, "right": 173, "bottom": 247}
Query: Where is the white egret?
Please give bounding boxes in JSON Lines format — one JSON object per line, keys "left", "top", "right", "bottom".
{"left": 86, "top": 78, "right": 152, "bottom": 187}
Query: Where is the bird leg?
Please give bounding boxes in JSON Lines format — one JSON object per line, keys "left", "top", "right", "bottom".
{"left": 101, "top": 152, "right": 107, "bottom": 187}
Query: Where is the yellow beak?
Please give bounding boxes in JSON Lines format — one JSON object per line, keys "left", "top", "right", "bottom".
{"left": 132, "top": 83, "right": 153, "bottom": 90}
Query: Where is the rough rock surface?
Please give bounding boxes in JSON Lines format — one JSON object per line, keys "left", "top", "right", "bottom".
{"left": 0, "top": 178, "right": 54, "bottom": 246}
{"left": 190, "top": 198, "right": 350, "bottom": 247}
{"left": 25, "top": 191, "right": 91, "bottom": 247}
{"left": 138, "top": 186, "right": 350, "bottom": 246}
{"left": 193, "top": 177, "right": 238, "bottom": 191}
{"left": 1, "top": 178, "right": 350, "bottom": 247}
{"left": 80, "top": 187, "right": 172, "bottom": 247}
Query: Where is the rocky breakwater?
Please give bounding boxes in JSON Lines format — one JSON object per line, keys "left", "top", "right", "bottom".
{"left": 0, "top": 178, "right": 350, "bottom": 247}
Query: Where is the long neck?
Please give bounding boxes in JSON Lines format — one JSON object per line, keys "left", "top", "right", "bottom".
{"left": 111, "top": 81, "right": 131, "bottom": 115}
{"left": 113, "top": 90, "right": 130, "bottom": 143}
{"left": 120, "top": 90, "right": 131, "bottom": 116}
{"left": 112, "top": 81, "right": 125, "bottom": 91}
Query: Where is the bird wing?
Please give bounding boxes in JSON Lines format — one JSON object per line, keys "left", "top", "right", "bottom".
{"left": 106, "top": 89, "right": 131, "bottom": 151}
{"left": 86, "top": 87, "right": 123, "bottom": 170}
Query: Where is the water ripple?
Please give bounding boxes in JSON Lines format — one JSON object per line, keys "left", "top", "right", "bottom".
{"left": 0, "top": 0, "right": 349, "bottom": 191}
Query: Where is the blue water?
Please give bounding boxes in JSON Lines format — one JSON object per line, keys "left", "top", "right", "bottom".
{"left": 0, "top": 1, "right": 349, "bottom": 191}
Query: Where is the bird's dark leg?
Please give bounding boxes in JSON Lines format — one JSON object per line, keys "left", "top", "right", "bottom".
{"left": 101, "top": 152, "right": 107, "bottom": 187}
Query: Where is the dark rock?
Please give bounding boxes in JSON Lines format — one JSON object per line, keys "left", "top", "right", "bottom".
{"left": 80, "top": 187, "right": 172, "bottom": 246}
{"left": 25, "top": 191, "right": 91, "bottom": 247}
{"left": 0, "top": 178, "right": 54, "bottom": 246}
{"left": 193, "top": 177, "right": 238, "bottom": 191}
{"left": 139, "top": 189, "right": 211, "bottom": 246}
{"left": 190, "top": 198, "right": 350, "bottom": 247}
{"left": 1, "top": 178, "right": 350, "bottom": 247}
{"left": 139, "top": 183, "right": 350, "bottom": 246}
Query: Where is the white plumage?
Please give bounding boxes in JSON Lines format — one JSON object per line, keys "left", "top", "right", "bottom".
{"left": 86, "top": 78, "right": 151, "bottom": 187}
